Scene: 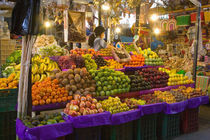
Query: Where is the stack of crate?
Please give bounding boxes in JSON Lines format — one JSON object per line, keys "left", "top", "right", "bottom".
{"left": 0, "top": 39, "right": 16, "bottom": 65}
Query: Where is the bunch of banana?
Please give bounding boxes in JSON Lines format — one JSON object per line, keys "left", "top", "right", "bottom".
{"left": 31, "top": 55, "right": 60, "bottom": 83}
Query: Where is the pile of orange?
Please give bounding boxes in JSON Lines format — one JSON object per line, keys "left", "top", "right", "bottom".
{"left": 99, "top": 46, "right": 113, "bottom": 57}
{"left": 70, "top": 48, "right": 101, "bottom": 56}
{"left": 32, "top": 78, "right": 72, "bottom": 106}
{"left": 123, "top": 54, "right": 145, "bottom": 67}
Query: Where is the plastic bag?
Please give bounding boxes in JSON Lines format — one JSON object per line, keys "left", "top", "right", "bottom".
{"left": 11, "top": 0, "right": 40, "bottom": 35}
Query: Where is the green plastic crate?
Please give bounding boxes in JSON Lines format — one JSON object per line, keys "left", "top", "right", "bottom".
{"left": 161, "top": 113, "right": 181, "bottom": 140}
{"left": 0, "top": 111, "right": 16, "bottom": 140}
{"left": 101, "top": 122, "right": 133, "bottom": 140}
{"left": 0, "top": 88, "right": 18, "bottom": 112}
{"left": 134, "top": 114, "right": 157, "bottom": 140}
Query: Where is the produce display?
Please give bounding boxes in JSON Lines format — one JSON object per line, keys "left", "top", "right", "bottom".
{"left": 52, "top": 68, "right": 96, "bottom": 97}
{"left": 0, "top": 73, "right": 19, "bottom": 89}
{"left": 32, "top": 55, "right": 60, "bottom": 83}
{"left": 56, "top": 54, "right": 85, "bottom": 70}
{"left": 34, "top": 35, "right": 56, "bottom": 48}
{"left": 159, "top": 68, "right": 194, "bottom": 86}
{"left": 93, "top": 55, "right": 108, "bottom": 68}
{"left": 70, "top": 48, "right": 99, "bottom": 56}
{"left": 32, "top": 78, "right": 71, "bottom": 106}
{"left": 123, "top": 54, "right": 144, "bottom": 67}
{"left": 114, "top": 48, "right": 128, "bottom": 59}
{"left": 83, "top": 54, "right": 97, "bottom": 71}
{"left": 139, "top": 94, "right": 163, "bottom": 104}
{"left": 140, "top": 48, "right": 163, "bottom": 66}
{"left": 99, "top": 46, "right": 113, "bottom": 57}
{"left": 22, "top": 113, "right": 65, "bottom": 128}
{"left": 175, "top": 86, "right": 206, "bottom": 99}
{"left": 89, "top": 69, "right": 130, "bottom": 96}
{"left": 37, "top": 45, "right": 66, "bottom": 57}
{"left": 100, "top": 59, "right": 124, "bottom": 69}
{"left": 122, "top": 43, "right": 136, "bottom": 52}
{"left": 154, "top": 89, "right": 186, "bottom": 104}
{"left": 128, "top": 71, "right": 152, "bottom": 92}
{"left": 101, "top": 97, "right": 130, "bottom": 114}
{"left": 63, "top": 94, "right": 104, "bottom": 117}
{"left": 124, "top": 98, "right": 146, "bottom": 109}
{"left": 138, "top": 68, "right": 169, "bottom": 89}
{"left": 1, "top": 50, "right": 21, "bottom": 78}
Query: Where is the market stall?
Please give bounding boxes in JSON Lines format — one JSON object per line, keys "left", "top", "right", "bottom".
{"left": 0, "top": 0, "right": 209, "bottom": 140}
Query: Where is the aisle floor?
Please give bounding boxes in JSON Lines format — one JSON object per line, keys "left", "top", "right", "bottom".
{"left": 174, "top": 105, "right": 210, "bottom": 140}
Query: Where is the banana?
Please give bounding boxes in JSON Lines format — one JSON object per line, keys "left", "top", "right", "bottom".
{"left": 39, "top": 63, "right": 45, "bottom": 73}
{"left": 43, "top": 64, "right": 47, "bottom": 71}
{"left": 31, "top": 74, "right": 35, "bottom": 83}
{"left": 45, "top": 72, "right": 51, "bottom": 77}
{"left": 14, "top": 72, "right": 20, "bottom": 80}
{"left": 35, "top": 74, "right": 41, "bottom": 82}
{"left": 39, "top": 74, "right": 47, "bottom": 82}
{"left": 47, "top": 63, "right": 53, "bottom": 71}
{"left": 44, "top": 57, "right": 50, "bottom": 64}
{"left": 15, "top": 64, "right": 21, "bottom": 70}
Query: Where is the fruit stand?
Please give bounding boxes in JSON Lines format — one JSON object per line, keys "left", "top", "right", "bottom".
{"left": 0, "top": 0, "right": 209, "bottom": 140}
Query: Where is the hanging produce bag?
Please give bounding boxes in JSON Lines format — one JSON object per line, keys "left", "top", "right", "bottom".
{"left": 11, "top": 0, "right": 41, "bottom": 35}
{"left": 68, "top": 11, "right": 86, "bottom": 42}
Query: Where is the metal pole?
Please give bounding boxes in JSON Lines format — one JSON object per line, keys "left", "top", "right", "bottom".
{"left": 136, "top": 6, "right": 140, "bottom": 34}
{"left": 98, "top": 1, "right": 102, "bottom": 26}
{"left": 193, "top": 3, "right": 201, "bottom": 84}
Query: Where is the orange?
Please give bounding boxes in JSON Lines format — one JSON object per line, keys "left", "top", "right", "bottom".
{"left": 57, "top": 98, "right": 62, "bottom": 103}
{"left": 43, "top": 96, "right": 48, "bottom": 100}
{"left": 36, "top": 95, "right": 41, "bottom": 100}
{"left": 32, "top": 100, "right": 39, "bottom": 106}
{"left": 62, "top": 97, "right": 67, "bottom": 102}
{"left": 39, "top": 100, "right": 45, "bottom": 105}
{"left": 67, "top": 96, "right": 72, "bottom": 100}
{"left": 52, "top": 99, "right": 57, "bottom": 104}
{"left": 46, "top": 99, "right": 51, "bottom": 104}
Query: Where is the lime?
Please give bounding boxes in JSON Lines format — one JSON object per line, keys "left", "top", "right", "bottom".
{"left": 106, "top": 91, "right": 111, "bottom": 96}
{"left": 107, "top": 85, "right": 112, "bottom": 90}
{"left": 103, "top": 86, "right": 108, "bottom": 91}
{"left": 95, "top": 76, "right": 99, "bottom": 81}
{"left": 97, "top": 86, "right": 102, "bottom": 91}
{"left": 97, "top": 81, "right": 102, "bottom": 86}
{"left": 100, "top": 91, "right": 105, "bottom": 96}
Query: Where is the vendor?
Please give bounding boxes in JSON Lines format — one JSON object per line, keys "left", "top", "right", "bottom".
{"left": 88, "top": 26, "right": 107, "bottom": 51}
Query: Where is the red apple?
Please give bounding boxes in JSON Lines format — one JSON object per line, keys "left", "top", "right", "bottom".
{"left": 92, "top": 99, "right": 97, "bottom": 104}
{"left": 96, "top": 103, "right": 102, "bottom": 109}
{"left": 80, "top": 101, "right": 86, "bottom": 108}
{"left": 86, "top": 96, "right": 92, "bottom": 102}
{"left": 90, "top": 104, "right": 96, "bottom": 109}
{"left": 98, "top": 108, "right": 104, "bottom": 113}
{"left": 86, "top": 101, "right": 91, "bottom": 108}
{"left": 79, "top": 107, "right": 85, "bottom": 114}
{"left": 89, "top": 110, "right": 94, "bottom": 114}
{"left": 81, "top": 96, "right": 86, "bottom": 102}
{"left": 93, "top": 109, "right": 98, "bottom": 114}
{"left": 74, "top": 94, "right": 81, "bottom": 100}
{"left": 71, "top": 100, "right": 79, "bottom": 105}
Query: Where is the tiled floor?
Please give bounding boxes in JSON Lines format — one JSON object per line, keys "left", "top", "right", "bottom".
{"left": 174, "top": 105, "right": 210, "bottom": 140}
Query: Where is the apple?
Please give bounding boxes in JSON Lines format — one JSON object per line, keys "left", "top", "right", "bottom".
{"left": 86, "top": 101, "right": 91, "bottom": 108}
{"left": 90, "top": 104, "right": 96, "bottom": 109}
{"left": 71, "top": 111, "right": 78, "bottom": 117}
{"left": 74, "top": 94, "right": 81, "bottom": 100}
{"left": 93, "top": 109, "right": 98, "bottom": 114}
{"left": 80, "top": 101, "right": 86, "bottom": 108}
{"left": 81, "top": 96, "right": 86, "bottom": 102}
{"left": 96, "top": 103, "right": 102, "bottom": 109}
{"left": 70, "top": 104, "right": 74, "bottom": 110}
{"left": 89, "top": 110, "right": 94, "bottom": 114}
{"left": 98, "top": 108, "right": 104, "bottom": 113}
{"left": 79, "top": 107, "right": 85, "bottom": 114}
{"left": 72, "top": 105, "right": 79, "bottom": 112}
{"left": 86, "top": 96, "right": 92, "bottom": 102}
{"left": 92, "top": 99, "right": 97, "bottom": 104}
{"left": 71, "top": 100, "right": 79, "bottom": 105}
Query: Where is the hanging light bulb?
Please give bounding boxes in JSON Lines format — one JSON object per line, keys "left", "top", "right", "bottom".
{"left": 115, "top": 27, "right": 121, "bottom": 33}
{"left": 102, "top": 3, "right": 110, "bottom": 11}
{"left": 154, "top": 28, "right": 160, "bottom": 35}
{"left": 150, "top": 14, "right": 159, "bottom": 21}
{"left": 44, "top": 21, "right": 51, "bottom": 28}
